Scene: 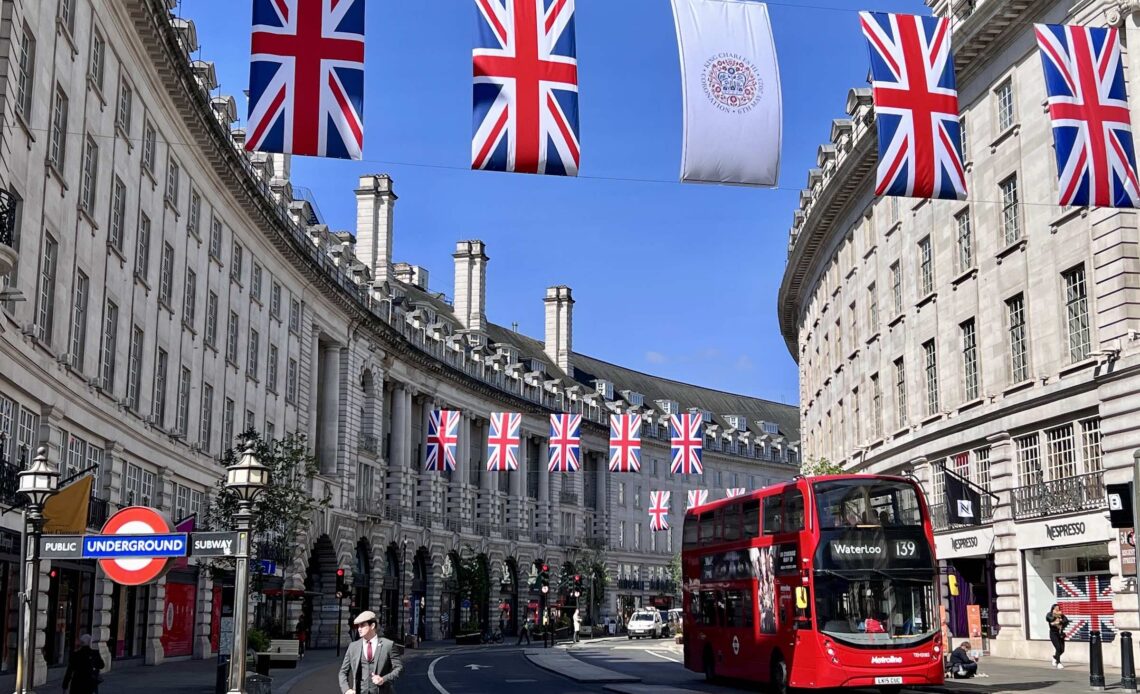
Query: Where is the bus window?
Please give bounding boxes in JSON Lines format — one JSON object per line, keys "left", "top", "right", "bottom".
{"left": 683, "top": 516, "right": 699, "bottom": 547}
{"left": 742, "top": 500, "right": 760, "bottom": 539}
{"left": 699, "top": 590, "right": 720, "bottom": 627}
{"left": 783, "top": 489, "right": 805, "bottom": 532}
{"left": 698, "top": 512, "right": 715, "bottom": 542}
{"left": 762, "top": 495, "right": 782, "bottom": 535}
{"left": 724, "top": 589, "right": 754, "bottom": 628}
{"left": 723, "top": 503, "right": 741, "bottom": 541}
{"left": 712, "top": 509, "right": 724, "bottom": 542}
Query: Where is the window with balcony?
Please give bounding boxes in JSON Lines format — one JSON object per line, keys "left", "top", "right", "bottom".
{"left": 1063, "top": 265, "right": 1090, "bottom": 362}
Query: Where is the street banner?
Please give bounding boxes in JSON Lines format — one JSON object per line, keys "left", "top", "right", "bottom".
{"left": 943, "top": 470, "right": 981, "bottom": 526}
{"left": 671, "top": 0, "right": 782, "bottom": 186}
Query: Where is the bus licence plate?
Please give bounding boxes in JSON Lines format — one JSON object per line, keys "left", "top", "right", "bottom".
{"left": 875, "top": 676, "right": 903, "bottom": 685}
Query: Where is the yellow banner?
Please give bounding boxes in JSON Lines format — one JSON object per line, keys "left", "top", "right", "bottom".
{"left": 43, "top": 476, "right": 93, "bottom": 534}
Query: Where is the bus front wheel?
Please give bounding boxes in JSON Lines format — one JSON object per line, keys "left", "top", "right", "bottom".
{"left": 768, "top": 656, "right": 789, "bottom": 694}
{"left": 703, "top": 647, "right": 716, "bottom": 682}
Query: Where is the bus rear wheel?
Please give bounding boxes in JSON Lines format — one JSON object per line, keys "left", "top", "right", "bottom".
{"left": 768, "top": 656, "right": 789, "bottom": 694}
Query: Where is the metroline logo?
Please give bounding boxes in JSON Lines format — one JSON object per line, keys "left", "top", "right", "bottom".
{"left": 871, "top": 655, "right": 903, "bottom": 664}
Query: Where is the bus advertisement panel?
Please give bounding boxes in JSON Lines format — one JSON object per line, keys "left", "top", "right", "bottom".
{"left": 682, "top": 475, "right": 943, "bottom": 693}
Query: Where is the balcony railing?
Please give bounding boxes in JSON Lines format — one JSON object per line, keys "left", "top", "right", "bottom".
{"left": 0, "top": 457, "right": 21, "bottom": 507}
{"left": 616, "top": 579, "right": 645, "bottom": 591}
{"left": 87, "top": 496, "right": 110, "bottom": 529}
{"left": 1012, "top": 470, "right": 1105, "bottom": 521}
{"left": 929, "top": 494, "right": 994, "bottom": 532}
{"left": 0, "top": 190, "right": 14, "bottom": 248}
{"left": 359, "top": 434, "right": 379, "bottom": 455}
{"left": 558, "top": 491, "right": 577, "bottom": 505}
{"left": 534, "top": 530, "right": 551, "bottom": 545}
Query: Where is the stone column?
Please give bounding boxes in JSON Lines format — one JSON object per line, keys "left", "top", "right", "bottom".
{"left": 30, "top": 561, "right": 49, "bottom": 685}
{"left": 509, "top": 430, "right": 525, "bottom": 530}
{"left": 987, "top": 432, "right": 1022, "bottom": 644}
{"left": 195, "top": 570, "right": 214, "bottom": 659}
{"left": 92, "top": 570, "right": 114, "bottom": 668}
{"left": 144, "top": 577, "right": 167, "bottom": 665}
{"left": 319, "top": 344, "right": 341, "bottom": 474}
{"left": 538, "top": 443, "right": 551, "bottom": 537}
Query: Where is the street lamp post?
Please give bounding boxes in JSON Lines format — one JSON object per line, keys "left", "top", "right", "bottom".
{"left": 225, "top": 441, "right": 269, "bottom": 694}
{"left": 14, "top": 446, "right": 59, "bottom": 694}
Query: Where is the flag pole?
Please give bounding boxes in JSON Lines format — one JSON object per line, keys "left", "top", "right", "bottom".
{"left": 938, "top": 461, "right": 1000, "bottom": 501}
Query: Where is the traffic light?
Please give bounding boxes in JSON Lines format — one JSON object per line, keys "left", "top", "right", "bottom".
{"left": 540, "top": 563, "right": 550, "bottom": 594}
{"left": 573, "top": 574, "right": 583, "bottom": 592}
{"left": 335, "top": 568, "right": 349, "bottom": 599}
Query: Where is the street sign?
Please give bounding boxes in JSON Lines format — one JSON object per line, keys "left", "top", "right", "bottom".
{"left": 462, "top": 598, "right": 471, "bottom": 609}
{"left": 41, "top": 535, "right": 85, "bottom": 559}
{"left": 99, "top": 506, "right": 176, "bottom": 586}
{"left": 83, "top": 534, "right": 187, "bottom": 558}
{"left": 260, "top": 559, "right": 277, "bottom": 574}
{"left": 188, "top": 531, "right": 241, "bottom": 558}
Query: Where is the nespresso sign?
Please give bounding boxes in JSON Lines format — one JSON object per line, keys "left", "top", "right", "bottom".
{"left": 951, "top": 536, "right": 978, "bottom": 551}
{"left": 1046, "top": 521, "right": 1087, "bottom": 540}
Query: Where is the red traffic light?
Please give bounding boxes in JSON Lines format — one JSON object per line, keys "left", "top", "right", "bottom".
{"left": 541, "top": 564, "right": 549, "bottom": 572}
{"left": 337, "top": 568, "right": 345, "bottom": 577}
{"left": 575, "top": 574, "right": 581, "bottom": 581}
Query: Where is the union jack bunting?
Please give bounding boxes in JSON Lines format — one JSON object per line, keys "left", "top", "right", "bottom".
{"left": 670, "top": 413, "right": 704, "bottom": 475}
{"left": 608, "top": 414, "right": 641, "bottom": 472}
{"left": 648, "top": 491, "right": 671, "bottom": 532}
{"left": 725, "top": 488, "right": 747, "bottom": 498}
{"left": 860, "top": 12, "right": 966, "bottom": 200}
{"left": 472, "top": 0, "right": 580, "bottom": 175}
{"left": 487, "top": 412, "right": 521, "bottom": 472}
{"left": 1034, "top": 24, "right": 1140, "bottom": 208}
{"left": 687, "top": 489, "right": 709, "bottom": 510}
{"left": 246, "top": 0, "right": 366, "bottom": 159}
{"left": 548, "top": 413, "right": 581, "bottom": 472}
{"left": 425, "top": 410, "right": 460, "bottom": 472}
{"left": 1056, "top": 574, "right": 1116, "bottom": 642}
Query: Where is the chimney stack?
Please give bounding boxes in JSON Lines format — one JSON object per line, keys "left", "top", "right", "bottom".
{"left": 544, "top": 286, "right": 574, "bottom": 375}
{"left": 453, "top": 240, "right": 488, "bottom": 333}
{"left": 355, "top": 174, "right": 396, "bottom": 287}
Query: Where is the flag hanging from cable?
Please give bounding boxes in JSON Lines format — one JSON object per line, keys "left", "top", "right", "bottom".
{"left": 687, "top": 489, "right": 709, "bottom": 509}
{"left": 246, "top": 0, "right": 366, "bottom": 159}
{"left": 473, "top": 0, "right": 580, "bottom": 175}
{"left": 548, "top": 413, "right": 581, "bottom": 472}
{"left": 671, "top": 0, "right": 782, "bottom": 185}
{"left": 487, "top": 412, "right": 521, "bottom": 471}
{"left": 1034, "top": 23, "right": 1139, "bottom": 208}
{"left": 425, "top": 410, "right": 460, "bottom": 472}
{"left": 649, "top": 491, "right": 671, "bottom": 531}
{"left": 608, "top": 414, "right": 641, "bottom": 472}
{"left": 860, "top": 11, "right": 966, "bottom": 200}
{"left": 670, "top": 413, "right": 703, "bottom": 474}
{"left": 726, "top": 488, "right": 746, "bottom": 498}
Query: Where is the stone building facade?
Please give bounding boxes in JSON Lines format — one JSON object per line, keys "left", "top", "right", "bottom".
{"left": 778, "top": 0, "right": 1140, "bottom": 667}
{"left": 0, "top": 0, "right": 799, "bottom": 682}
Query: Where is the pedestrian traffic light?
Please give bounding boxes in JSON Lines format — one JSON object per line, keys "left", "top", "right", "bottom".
{"left": 335, "top": 568, "right": 349, "bottom": 599}
{"left": 540, "top": 563, "right": 550, "bottom": 594}
{"left": 574, "top": 574, "right": 582, "bottom": 591}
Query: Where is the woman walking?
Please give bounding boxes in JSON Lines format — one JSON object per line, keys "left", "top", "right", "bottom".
{"left": 1047, "top": 604, "right": 1070, "bottom": 669}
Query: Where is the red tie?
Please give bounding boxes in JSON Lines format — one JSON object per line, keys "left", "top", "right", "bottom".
{"left": 366, "top": 640, "right": 373, "bottom": 663}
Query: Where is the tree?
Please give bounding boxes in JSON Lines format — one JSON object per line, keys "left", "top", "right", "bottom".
{"left": 668, "top": 552, "right": 682, "bottom": 589}
{"left": 204, "top": 430, "right": 331, "bottom": 635}
{"left": 801, "top": 456, "right": 845, "bottom": 477}
{"left": 574, "top": 547, "right": 609, "bottom": 622}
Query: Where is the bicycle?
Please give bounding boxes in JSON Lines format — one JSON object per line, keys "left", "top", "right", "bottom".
{"left": 481, "top": 629, "right": 503, "bottom": 644}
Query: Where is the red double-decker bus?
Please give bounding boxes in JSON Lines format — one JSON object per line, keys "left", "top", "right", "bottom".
{"left": 681, "top": 474, "right": 943, "bottom": 693}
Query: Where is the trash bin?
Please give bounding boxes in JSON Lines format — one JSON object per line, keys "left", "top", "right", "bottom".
{"left": 216, "top": 655, "right": 230, "bottom": 694}
{"left": 255, "top": 653, "right": 272, "bottom": 676}
{"left": 246, "top": 673, "right": 273, "bottom": 694}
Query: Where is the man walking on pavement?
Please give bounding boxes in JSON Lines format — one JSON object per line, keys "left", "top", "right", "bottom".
{"left": 516, "top": 615, "right": 532, "bottom": 646}
{"left": 339, "top": 610, "right": 403, "bottom": 694}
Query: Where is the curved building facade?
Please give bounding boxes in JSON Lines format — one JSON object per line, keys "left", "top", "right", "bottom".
{"left": 779, "top": 0, "right": 1140, "bottom": 666}
{"left": 0, "top": 0, "right": 799, "bottom": 680}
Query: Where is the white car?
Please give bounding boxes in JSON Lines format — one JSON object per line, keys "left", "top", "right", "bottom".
{"left": 627, "top": 610, "right": 664, "bottom": 639}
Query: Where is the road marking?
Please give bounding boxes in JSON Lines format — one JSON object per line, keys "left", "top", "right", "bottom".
{"left": 428, "top": 655, "right": 451, "bottom": 694}
{"left": 505, "top": 679, "right": 537, "bottom": 683}
{"left": 465, "top": 663, "right": 491, "bottom": 670}
{"left": 645, "top": 649, "right": 682, "bottom": 664}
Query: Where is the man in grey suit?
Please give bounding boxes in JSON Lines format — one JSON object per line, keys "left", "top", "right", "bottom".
{"left": 339, "top": 610, "right": 403, "bottom": 694}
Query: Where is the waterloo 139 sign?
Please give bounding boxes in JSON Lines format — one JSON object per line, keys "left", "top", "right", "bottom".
{"left": 40, "top": 506, "right": 243, "bottom": 586}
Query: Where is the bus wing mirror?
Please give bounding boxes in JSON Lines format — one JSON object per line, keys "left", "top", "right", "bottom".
{"left": 795, "top": 586, "right": 809, "bottom": 610}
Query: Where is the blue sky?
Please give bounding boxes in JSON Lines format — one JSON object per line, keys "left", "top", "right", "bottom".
{"left": 181, "top": 0, "right": 928, "bottom": 406}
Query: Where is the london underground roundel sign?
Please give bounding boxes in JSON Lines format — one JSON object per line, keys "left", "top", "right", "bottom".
{"left": 98, "top": 507, "right": 179, "bottom": 586}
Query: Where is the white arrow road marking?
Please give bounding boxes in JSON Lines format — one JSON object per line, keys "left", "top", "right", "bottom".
{"left": 645, "top": 649, "right": 682, "bottom": 664}
{"left": 464, "top": 664, "right": 491, "bottom": 670}
{"left": 428, "top": 655, "right": 451, "bottom": 694}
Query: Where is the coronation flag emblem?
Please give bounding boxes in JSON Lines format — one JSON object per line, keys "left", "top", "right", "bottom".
{"left": 548, "top": 413, "right": 581, "bottom": 472}
{"left": 608, "top": 414, "right": 642, "bottom": 472}
{"left": 246, "top": 0, "right": 366, "bottom": 160}
{"left": 487, "top": 412, "right": 521, "bottom": 471}
{"left": 670, "top": 413, "right": 704, "bottom": 474}
{"left": 649, "top": 491, "right": 671, "bottom": 532}
{"left": 425, "top": 410, "right": 460, "bottom": 472}
{"left": 687, "top": 489, "right": 709, "bottom": 510}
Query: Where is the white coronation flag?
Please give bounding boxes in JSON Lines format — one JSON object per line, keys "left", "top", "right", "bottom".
{"left": 671, "top": 0, "right": 782, "bottom": 186}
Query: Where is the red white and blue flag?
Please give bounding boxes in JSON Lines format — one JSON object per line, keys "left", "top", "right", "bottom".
{"left": 1055, "top": 574, "right": 1116, "bottom": 642}
{"left": 548, "top": 413, "right": 581, "bottom": 472}
{"left": 472, "top": 0, "right": 580, "bottom": 175}
{"left": 1034, "top": 24, "right": 1140, "bottom": 208}
{"left": 487, "top": 412, "right": 521, "bottom": 471}
{"left": 670, "top": 413, "right": 703, "bottom": 475}
{"left": 608, "top": 414, "right": 641, "bottom": 472}
{"left": 649, "top": 491, "right": 671, "bottom": 532}
{"left": 687, "top": 489, "right": 708, "bottom": 510}
{"left": 246, "top": 0, "right": 366, "bottom": 160}
{"left": 425, "top": 410, "right": 459, "bottom": 472}
{"left": 860, "top": 12, "right": 966, "bottom": 200}
{"left": 726, "top": 488, "right": 747, "bottom": 498}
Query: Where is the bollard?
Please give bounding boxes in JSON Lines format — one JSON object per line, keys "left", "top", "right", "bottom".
{"left": 1090, "top": 630, "right": 1105, "bottom": 690}
{"left": 1123, "top": 631, "right": 1137, "bottom": 694}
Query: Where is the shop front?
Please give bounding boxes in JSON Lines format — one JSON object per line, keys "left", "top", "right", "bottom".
{"left": 161, "top": 569, "right": 199, "bottom": 658}
{"left": 1017, "top": 512, "right": 1115, "bottom": 645}
{"left": 0, "top": 529, "right": 20, "bottom": 672}
{"left": 935, "top": 526, "right": 997, "bottom": 643}
{"left": 44, "top": 561, "right": 96, "bottom": 668}
{"left": 110, "top": 583, "right": 151, "bottom": 660}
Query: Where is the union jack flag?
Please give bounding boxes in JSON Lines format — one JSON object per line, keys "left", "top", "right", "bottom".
{"left": 648, "top": 491, "right": 670, "bottom": 532}
{"left": 548, "top": 413, "right": 581, "bottom": 472}
{"left": 687, "top": 489, "right": 708, "bottom": 510}
{"left": 425, "top": 410, "right": 460, "bottom": 472}
{"left": 487, "top": 412, "right": 521, "bottom": 472}
{"left": 670, "top": 413, "right": 703, "bottom": 475}
{"left": 472, "top": 0, "right": 580, "bottom": 175}
{"left": 726, "top": 488, "right": 747, "bottom": 498}
{"left": 860, "top": 12, "right": 966, "bottom": 200}
{"left": 1034, "top": 24, "right": 1140, "bottom": 208}
{"left": 608, "top": 414, "right": 641, "bottom": 472}
{"left": 246, "top": 0, "right": 366, "bottom": 160}
{"left": 1056, "top": 574, "right": 1116, "bottom": 642}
